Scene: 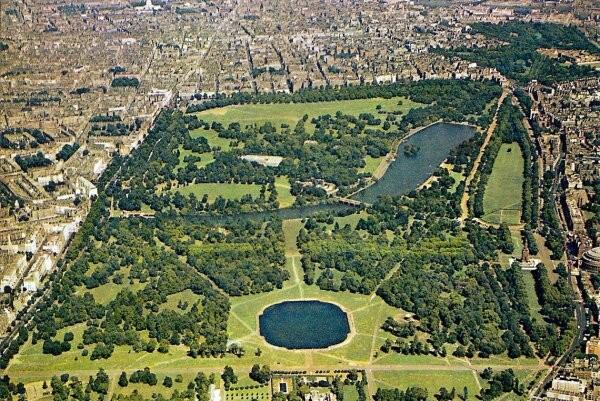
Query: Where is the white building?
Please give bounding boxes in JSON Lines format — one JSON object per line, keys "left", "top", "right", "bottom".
{"left": 0, "top": 254, "right": 28, "bottom": 292}
{"left": 76, "top": 176, "right": 98, "bottom": 199}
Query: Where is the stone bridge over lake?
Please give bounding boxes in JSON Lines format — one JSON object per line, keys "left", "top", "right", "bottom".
{"left": 334, "top": 197, "right": 371, "bottom": 208}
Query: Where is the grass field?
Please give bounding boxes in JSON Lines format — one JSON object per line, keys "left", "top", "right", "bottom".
{"left": 359, "top": 156, "right": 385, "bottom": 175}
{"left": 173, "top": 182, "right": 263, "bottom": 202}
{"left": 482, "top": 143, "right": 524, "bottom": 225}
{"left": 372, "top": 369, "right": 480, "bottom": 398}
{"left": 177, "top": 147, "right": 215, "bottom": 169}
{"left": 190, "top": 128, "right": 234, "bottom": 150}
{"left": 275, "top": 176, "right": 296, "bottom": 208}
{"left": 194, "top": 97, "right": 422, "bottom": 129}
{"left": 522, "top": 271, "right": 544, "bottom": 322}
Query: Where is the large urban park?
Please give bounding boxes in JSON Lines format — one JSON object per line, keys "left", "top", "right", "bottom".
{"left": 4, "top": 82, "right": 554, "bottom": 401}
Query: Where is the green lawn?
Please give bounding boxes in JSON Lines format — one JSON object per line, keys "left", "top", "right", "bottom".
{"left": 177, "top": 146, "right": 215, "bottom": 169}
{"left": 190, "top": 128, "right": 234, "bottom": 151}
{"left": 282, "top": 219, "right": 303, "bottom": 256}
{"left": 334, "top": 211, "right": 369, "bottom": 230}
{"left": 194, "top": 97, "right": 421, "bottom": 129}
{"left": 275, "top": 176, "right": 296, "bottom": 208}
{"left": 172, "top": 179, "right": 294, "bottom": 208}
{"left": 372, "top": 369, "right": 480, "bottom": 398}
{"left": 359, "top": 156, "right": 385, "bottom": 175}
{"left": 343, "top": 385, "right": 359, "bottom": 401}
{"left": 173, "top": 182, "right": 263, "bottom": 202}
{"left": 482, "top": 143, "right": 524, "bottom": 225}
{"left": 522, "top": 271, "right": 544, "bottom": 322}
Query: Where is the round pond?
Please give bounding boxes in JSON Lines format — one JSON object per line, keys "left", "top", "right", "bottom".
{"left": 258, "top": 300, "right": 351, "bottom": 350}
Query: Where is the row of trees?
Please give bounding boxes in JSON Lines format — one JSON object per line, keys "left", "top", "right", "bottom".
{"left": 540, "top": 170, "right": 565, "bottom": 259}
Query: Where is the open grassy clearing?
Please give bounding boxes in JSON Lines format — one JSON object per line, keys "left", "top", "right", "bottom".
{"left": 190, "top": 128, "right": 234, "bottom": 150}
{"left": 522, "top": 271, "right": 544, "bottom": 322}
{"left": 275, "top": 176, "right": 296, "bottom": 208}
{"left": 282, "top": 219, "right": 303, "bottom": 256}
{"left": 482, "top": 143, "right": 524, "bottom": 225}
{"left": 372, "top": 370, "right": 480, "bottom": 398}
{"left": 159, "top": 289, "right": 204, "bottom": 313}
{"left": 333, "top": 211, "right": 369, "bottom": 230}
{"left": 173, "top": 182, "right": 263, "bottom": 202}
{"left": 194, "top": 97, "right": 422, "bottom": 129}
{"left": 359, "top": 156, "right": 385, "bottom": 175}
{"left": 177, "top": 146, "right": 215, "bottom": 169}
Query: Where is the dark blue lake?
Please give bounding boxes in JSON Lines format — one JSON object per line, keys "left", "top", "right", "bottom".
{"left": 259, "top": 300, "right": 350, "bottom": 349}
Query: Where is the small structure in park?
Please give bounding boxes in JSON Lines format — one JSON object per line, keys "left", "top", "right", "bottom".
{"left": 270, "top": 371, "right": 364, "bottom": 401}
{"left": 509, "top": 243, "right": 541, "bottom": 271}
{"left": 241, "top": 155, "right": 283, "bottom": 167}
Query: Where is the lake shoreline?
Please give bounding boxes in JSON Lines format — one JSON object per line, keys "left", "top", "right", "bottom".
{"left": 350, "top": 121, "right": 479, "bottom": 199}
{"left": 255, "top": 299, "right": 356, "bottom": 352}
{"left": 351, "top": 122, "right": 478, "bottom": 204}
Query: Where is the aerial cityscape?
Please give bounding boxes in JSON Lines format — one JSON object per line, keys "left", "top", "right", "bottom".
{"left": 0, "top": 0, "right": 599, "bottom": 400}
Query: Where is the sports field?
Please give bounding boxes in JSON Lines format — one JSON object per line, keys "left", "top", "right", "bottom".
{"left": 482, "top": 143, "right": 524, "bottom": 225}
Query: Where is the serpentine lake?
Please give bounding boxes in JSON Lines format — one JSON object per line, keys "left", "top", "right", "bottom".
{"left": 259, "top": 300, "right": 351, "bottom": 349}
{"left": 352, "top": 122, "right": 477, "bottom": 204}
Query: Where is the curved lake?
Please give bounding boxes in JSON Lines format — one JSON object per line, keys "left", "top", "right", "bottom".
{"left": 352, "top": 122, "right": 477, "bottom": 204}
{"left": 259, "top": 300, "right": 350, "bottom": 349}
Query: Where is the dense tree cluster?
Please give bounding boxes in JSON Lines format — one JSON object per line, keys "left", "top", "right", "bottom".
{"left": 439, "top": 22, "right": 600, "bottom": 84}
{"left": 249, "top": 364, "right": 271, "bottom": 384}
{"left": 15, "top": 151, "right": 52, "bottom": 172}
{"left": 0, "top": 181, "right": 22, "bottom": 210}
{"left": 0, "top": 375, "right": 25, "bottom": 400}
{"left": 1, "top": 127, "right": 53, "bottom": 149}
{"left": 90, "top": 117, "right": 142, "bottom": 137}
{"left": 373, "top": 387, "right": 428, "bottom": 401}
{"left": 111, "top": 77, "right": 140, "bottom": 88}
{"left": 157, "top": 216, "right": 289, "bottom": 295}
{"left": 532, "top": 263, "right": 575, "bottom": 356}
{"left": 20, "top": 214, "right": 232, "bottom": 361}
{"left": 540, "top": 170, "right": 565, "bottom": 259}
{"left": 296, "top": 167, "right": 547, "bottom": 357}
{"left": 479, "top": 368, "right": 524, "bottom": 401}
{"left": 108, "top": 111, "right": 279, "bottom": 213}
{"left": 56, "top": 142, "right": 80, "bottom": 161}
{"left": 583, "top": 179, "right": 600, "bottom": 241}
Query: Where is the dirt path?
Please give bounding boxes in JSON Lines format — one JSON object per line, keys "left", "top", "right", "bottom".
{"left": 291, "top": 256, "right": 304, "bottom": 299}
{"left": 369, "top": 262, "right": 401, "bottom": 302}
